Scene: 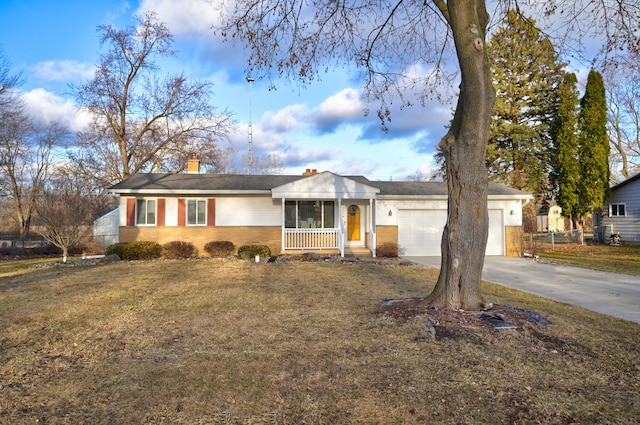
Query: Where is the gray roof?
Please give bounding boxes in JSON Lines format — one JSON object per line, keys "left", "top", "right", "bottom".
{"left": 108, "top": 173, "right": 531, "bottom": 198}
{"left": 370, "top": 180, "right": 528, "bottom": 197}
{"left": 108, "top": 173, "right": 300, "bottom": 192}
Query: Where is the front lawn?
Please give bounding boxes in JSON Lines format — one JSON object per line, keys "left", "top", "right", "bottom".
{"left": 538, "top": 243, "right": 640, "bottom": 275}
{"left": 1, "top": 260, "right": 638, "bottom": 424}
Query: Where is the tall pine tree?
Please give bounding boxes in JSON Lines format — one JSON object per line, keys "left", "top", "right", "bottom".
{"left": 486, "top": 10, "right": 565, "bottom": 197}
{"left": 551, "top": 73, "right": 580, "bottom": 228}
{"left": 577, "top": 70, "right": 610, "bottom": 220}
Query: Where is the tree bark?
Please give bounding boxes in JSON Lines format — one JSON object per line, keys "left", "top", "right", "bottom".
{"left": 424, "top": 0, "right": 495, "bottom": 310}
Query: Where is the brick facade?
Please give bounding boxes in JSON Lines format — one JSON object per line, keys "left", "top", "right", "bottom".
{"left": 120, "top": 226, "right": 282, "bottom": 256}
{"left": 505, "top": 225, "right": 524, "bottom": 257}
{"left": 375, "top": 225, "right": 399, "bottom": 248}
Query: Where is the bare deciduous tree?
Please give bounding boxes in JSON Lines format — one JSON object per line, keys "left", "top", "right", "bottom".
{"left": 72, "top": 12, "right": 235, "bottom": 187}
{"left": 605, "top": 54, "right": 640, "bottom": 182}
{"left": 0, "top": 48, "right": 23, "bottom": 202}
{"left": 1, "top": 53, "right": 68, "bottom": 245}
{"left": 35, "top": 166, "right": 108, "bottom": 263}
{"left": 217, "top": 0, "right": 639, "bottom": 308}
{"left": 1, "top": 120, "right": 68, "bottom": 244}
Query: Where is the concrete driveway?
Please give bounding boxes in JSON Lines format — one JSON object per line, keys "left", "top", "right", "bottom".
{"left": 405, "top": 256, "right": 640, "bottom": 324}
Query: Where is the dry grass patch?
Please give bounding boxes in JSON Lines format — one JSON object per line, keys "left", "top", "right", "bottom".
{"left": 538, "top": 243, "right": 640, "bottom": 275}
{"left": 0, "top": 259, "right": 638, "bottom": 424}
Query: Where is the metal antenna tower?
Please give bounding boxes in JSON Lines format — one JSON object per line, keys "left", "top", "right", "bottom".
{"left": 246, "top": 76, "right": 254, "bottom": 174}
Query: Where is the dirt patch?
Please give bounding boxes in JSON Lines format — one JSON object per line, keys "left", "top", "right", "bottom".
{"left": 376, "top": 298, "right": 551, "bottom": 343}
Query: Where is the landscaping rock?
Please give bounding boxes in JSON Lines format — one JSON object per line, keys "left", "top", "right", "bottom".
{"left": 98, "top": 254, "right": 121, "bottom": 264}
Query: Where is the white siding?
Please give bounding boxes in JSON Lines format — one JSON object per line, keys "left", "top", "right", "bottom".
{"left": 165, "top": 198, "right": 178, "bottom": 226}
{"left": 377, "top": 198, "right": 524, "bottom": 228}
{"left": 272, "top": 171, "right": 379, "bottom": 199}
{"left": 377, "top": 199, "right": 448, "bottom": 227}
{"left": 118, "top": 197, "right": 128, "bottom": 225}
{"left": 487, "top": 209, "right": 504, "bottom": 255}
{"left": 216, "top": 196, "right": 282, "bottom": 226}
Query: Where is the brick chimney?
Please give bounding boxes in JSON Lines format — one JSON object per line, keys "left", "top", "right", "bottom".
{"left": 187, "top": 156, "right": 200, "bottom": 174}
{"left": 302, "top": 168, "right": 318, "bottom": 176}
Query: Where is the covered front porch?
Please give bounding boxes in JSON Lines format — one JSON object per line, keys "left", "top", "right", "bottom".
{"left": 271, "top": 172, "right": 380, "bottom": 257}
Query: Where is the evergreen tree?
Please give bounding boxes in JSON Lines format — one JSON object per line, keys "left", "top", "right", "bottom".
{"left": 577, "top": 70, "right": 610, "bottom": 218}
{"left": 550, "top": 73, "right": 580, "bottom": 228}
{"left": 486, "top": 10, "right": 565, "bottom": 197}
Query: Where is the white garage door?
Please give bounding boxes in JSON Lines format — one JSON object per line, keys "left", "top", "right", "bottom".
{"left": 398, "top": 210, "right": 446, "bottom": 256}
{"left": 398, "top": 209, "right": 504, "bottom": 256}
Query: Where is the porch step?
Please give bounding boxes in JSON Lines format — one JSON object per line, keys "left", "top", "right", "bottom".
{"left": 283, "top": 248, "right": 373, "bottom": 257}
{"left": 344, "top": 248, "right": 372, "bottom": 258}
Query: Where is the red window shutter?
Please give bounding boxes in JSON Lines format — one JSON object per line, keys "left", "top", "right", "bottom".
{"left": 178, "top": 198, "right": 186, "bottom": 226}
{"left": 126, "top": 198, "right": 135, "bottom": 226}
{"left": 157, "top": 198, "right": 166, "bottom": 226}
{"left": 207, "top": 199, "right": 216, "bottom": 226}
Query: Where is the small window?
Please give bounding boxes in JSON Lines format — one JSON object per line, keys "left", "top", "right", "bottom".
{"left": 136, "top": 199, "right": 156, "bottom": 225}
{"left": 187, "top": 199, "right": 207, "bottom": 225}
{"left": 610, "top": 203, "right": 626, "bottom": 216}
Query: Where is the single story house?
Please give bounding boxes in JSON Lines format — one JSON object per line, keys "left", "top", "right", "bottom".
{"left": 106, "top": 165, "right": 532, "bottom": 257}
{"left": 594, "top": 173, "right": 640, "bottom": 243}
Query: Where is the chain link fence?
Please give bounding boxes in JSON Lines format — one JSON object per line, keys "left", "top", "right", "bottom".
{"left": 523, "top": 229, "right": 584, "bottom": 255}
{"left": 0, "top": 234, "right": 119, "bottom": 256}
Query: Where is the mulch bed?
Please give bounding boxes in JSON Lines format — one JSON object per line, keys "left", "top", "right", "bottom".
{"left": 376, "top": 298, "right": 551, "bottom": 343}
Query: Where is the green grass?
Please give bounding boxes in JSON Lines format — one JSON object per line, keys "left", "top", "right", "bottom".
{"left": 538, "top": 243, "right": 640, "bottom": 275}
{"left": 0, "top": 259, "right": 638, "bottom": 424}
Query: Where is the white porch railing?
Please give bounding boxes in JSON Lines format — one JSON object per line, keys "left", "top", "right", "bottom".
{"left": 284, "top": 228, "right": 341, "bottom": 251}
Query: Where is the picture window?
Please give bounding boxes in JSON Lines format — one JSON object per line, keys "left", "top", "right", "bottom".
{"left": 285, "top": 200, "right": 335, "bottom": 228}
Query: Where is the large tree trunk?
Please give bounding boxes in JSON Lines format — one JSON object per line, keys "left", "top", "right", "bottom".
{"left": 424, "top": 0, "right": 495, "bottom": 310}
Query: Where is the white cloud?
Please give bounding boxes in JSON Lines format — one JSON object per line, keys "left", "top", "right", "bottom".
{"left": 21, "top": 89, "right": 90, "bottom": 132}
{"left": 32, "top": 60, "right": 93, "bottom": 83}
{"left": 262, "top": 104, "right": 308, "bottom": 133}
{"left": 137, "top": 0, "right": 223, "bottom": 36}
{"left": 316, "top": 88, "right": 364, "bottom": 120}
{"left": 304, "top": 88, "right": 368, "bottom": 134}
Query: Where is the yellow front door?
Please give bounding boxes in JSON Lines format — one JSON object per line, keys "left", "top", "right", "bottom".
{"left": 347, "top": 205, "right": 360, "bottom": 241}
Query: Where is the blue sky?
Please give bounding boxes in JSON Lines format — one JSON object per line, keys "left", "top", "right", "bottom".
{"left": 1, "top": 0, "right": 596, "bottom": 180}
{"left": 0, "top": 0, "right": 450, "bottom": 180}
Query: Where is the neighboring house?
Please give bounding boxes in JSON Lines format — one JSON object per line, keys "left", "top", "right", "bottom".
{"left": 106, "top": 165, "right": 532, "bottom": 257}
{"left": 536, "top": 205, "right": 565, "bottom": 233}
{"left": 594, "top": 173, "right": 640, "bottom": 243}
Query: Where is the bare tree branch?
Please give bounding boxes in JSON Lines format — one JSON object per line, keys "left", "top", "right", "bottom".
{"left": 72, "top": 12, "right": 235, "bottom": 185}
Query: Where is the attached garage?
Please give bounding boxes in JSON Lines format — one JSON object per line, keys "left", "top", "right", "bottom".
{"left": 398, "top": 209, "right": 504, "bottom": 256}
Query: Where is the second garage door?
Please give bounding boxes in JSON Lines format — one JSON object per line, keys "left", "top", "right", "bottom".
{"left": 398, "top": 209, "right": 504, "bottom": 256}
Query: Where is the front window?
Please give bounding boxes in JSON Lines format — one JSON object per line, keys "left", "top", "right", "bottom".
{"left": 136, "top": 199, "right": 156, "bottom": 225}
{"left": 610, "top": 203, "right": 626, "bottom": 216}
{"left": 187, "top": 199, "right": 207, "bottom": 225}
{"left": 285, "top": 200, "right": 335, "bottom": 228}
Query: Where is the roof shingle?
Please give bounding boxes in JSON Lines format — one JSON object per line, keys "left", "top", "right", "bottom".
{"left": 108, "top": 173, "right": 531, "bottom": 197}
